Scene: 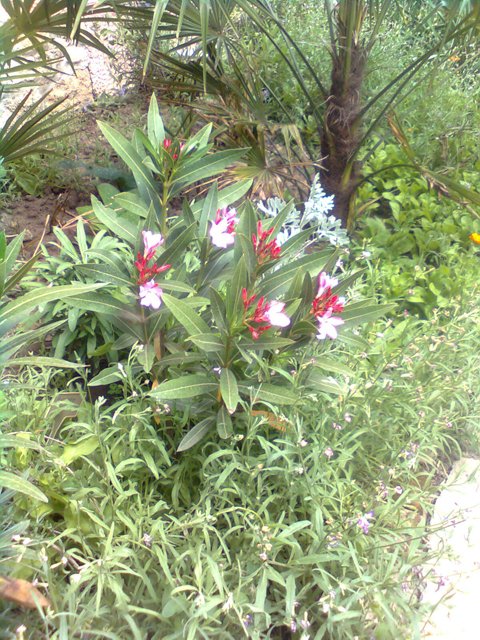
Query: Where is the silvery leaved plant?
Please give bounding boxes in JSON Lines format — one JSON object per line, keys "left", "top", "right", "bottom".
{"left": 258, "top": 174, "right": 348, "bottom": 248}
{"left": 55, "top": 95, "right": 393, "bottom": 450}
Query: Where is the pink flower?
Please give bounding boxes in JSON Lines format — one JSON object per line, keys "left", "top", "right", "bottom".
{"left": 265, "top": 301, "right": 290, "bottom": 328}
{"left": 317, "top": 272, "right": 338, "bottom": 297}
{"left": 139, "top": 280, "right": 163, "bottom": 309}
{"left": 316, "top": 308, "right": 344, "bottom": 340}
{"left": 324, "top": 447, "right": 334, "bottom": 459}
{"left": 142, "top": 231, "right": 164, "bottom": 256}
{"left": 210, "top": 207, "right": 239, "bottom": 248}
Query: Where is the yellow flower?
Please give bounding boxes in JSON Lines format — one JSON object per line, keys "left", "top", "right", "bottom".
{"left": 470, "top": 233, "right": 480, "bottom": 244}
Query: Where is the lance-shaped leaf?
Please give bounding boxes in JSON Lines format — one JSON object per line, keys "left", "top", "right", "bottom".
{"left": 64, "top": 291, "right": 138, "bottom": 322}
{"left": 341, "top": 301, "right": 396, "bottom": 327}
{"left": 237, "top": 336, "right": 295, "bottom": 351}
{"left": 0, "top": 284, "right": 103, "bottom": 337}
{"left": 97, "top": 121, "right": 162, "bottom": 215}
{"left": 177, "top": 416, "right": 216, "bottom": 452}
{"left": 171, "top": 149, "right": 247, "bottom": 194}
{"left": 306, "top": 373, "right": 348, "bottom": 395}
{"left": 209, "top": 288, "right": 228, "bottom": 334}
{"left": 76, "top": 264, "right": 132, "bottom": 288}
{"left": 237, "top": 382, "right": 298, "bottom": 406}
{"left": 91, "top": 196, "right": 137, "bottom": 244}
{"left": 160, "top": 223, "right": 196, "bottom": 266}
{"left": 162, "top": 293, "right": 211, "bottom": 336}
{"left": 191, "top": 180, "right": 253, "bottom": 218}
{"left": 259, "top": 250, "right": 334, "bottom": 298}
{"left": 199, "top": 181, "right": 218, "bottom": 238}
{"left": 226, "top": 256, "right": 247, "bottom": 319}
{"left": 146, "top": 93, "right": 166, "bottom": 148}
{"left": 189, "top": 333, "right": 224, "bottom": 352}
{"left": 312, "top": 357, "right": 355, "bottom": 378}
{"left": 217, "top": 406, "right": 233, "bottom": 439}
{"left": 0, "top": 471, "right": 47, "bottom": 503}
{"left": 114, "top": 192, "right": 149, "bottom": 218}
{"left": 149, "top": 374, "right": 218, "bottom": 400}
{"left": 220, "top": 368, "right": 240, "bottom": 413}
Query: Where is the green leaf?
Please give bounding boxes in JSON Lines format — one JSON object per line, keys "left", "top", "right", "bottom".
{"left": 91, "top": 196, "right": 137, "bottom": 244}
{"left": 307, "top": 372, "right": 348, "bottom": 395}
{"left": 238, "top": 336, "right": 295, "bottom": 351}
{"left": 259, "top": 250, "right": 334, "bottom": 298}
{"left": 199, "top": 181, "right": 218, "bottom": 238}
{"left": 312, "top": 357, "right": 355, "bottom": 378}
{"left": 191, "top": 180, "right": 253, "bottom": 217}
{"left": 114, "top": 192, "right": 149, "bottom": 218}
{"left": 209, "top": 288, "right": 228, "bottom": 334}
{"left": 0, "top": 471, "right": 48, "bottom": 503}
{"left": 189, "top": 333, "right": 224, "bottom": 352}
{"left": 5, "top": 357, "right": 84, "bottom": 369}
{"left": 216, "top": 406, "right": 233, "bottom": 439}
{"left": 61, "top": 436, "right": 100, "bottom": 465}
{"left": 158, "top": 280, "right": 195, "bottom": 294}
{"left": 341, "top": 302, "right": 396, "bottom": 327}
{"left": 177, "top": 417, "right": 216, "bottom": 452}
{"left": 76, "top": 264, "right": 132, "bottom": 287}
{"left": 149, "top": 374, "right": 218, "bottom": 400}
{"left": 237, "top": 382, "right": 298, "bottom": 405}
{"left": 3, "top": 253, "right": 40, "bottom": 297}
{"left": 97, "top": 121, "right": 161, "bottom": 214}
{"left": 88, "top": 366, "right": 124, "bottom": 386}
{"left": 160, "top": 223, "right": 196, "bottom": 266}
{"left": 162, "top": 293, "right": 211, "bottom": 336}
{"left": 226, "top": 256, "right": 247, "bottom": 319}
{"left": 146, "top": 92, "right": 166, "bottom": 148}
{"left": 238, "top": 233, "right": 257, "bottom": 275}
{"left": 172, "top": 149, "right": 247, "bottom": 192}
{"left": 0, "top": 284, "right": 103, "bottom": 337}
{"left": 220, "top": 369, "right": 240, "bottom": 413}
{"left": 65, "top": 292, "right": 137, "bottom": 321}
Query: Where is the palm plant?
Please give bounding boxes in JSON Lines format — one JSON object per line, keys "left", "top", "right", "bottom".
{"left": 138, "top": 0, "right": 480, "bottom": 226}
{"left": 0, "top": 0, "right": 150, "bottom": 167}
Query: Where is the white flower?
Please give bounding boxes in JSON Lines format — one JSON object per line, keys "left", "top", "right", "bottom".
{"left": 139, "top": 280, "right": 163, "bottom": 309}
{"left": 222, "top": 593, "right": 234, "bottom": 611}
{"left": 265, "top": 301, "right": 290, "bottom": 327}
{"left": 209, "top": 207, "right": 239, "bottom": 248}
{"left": 142, "top": 230, "right": 164, "bottom": 254}
{"left": 316, "top": 309, "right": 344, "bottom": 340}
{"left": 317, "top": 272, "right": 338, "bottom": 297}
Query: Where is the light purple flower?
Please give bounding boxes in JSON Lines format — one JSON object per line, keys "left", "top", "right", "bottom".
{"left": 357, "top": 510, "right": 375, "bottom": 535}
{"left": 142, "top": 230, "right": 164, "bottom": 255}
{"left": 324, "top": 447, "right": 334, "bottom": 459}
{"left": 265, "top": 301, "right": 290, "bottom": 327}
{"left": 317, "top": 271, "right": 338, "bottom": 297}
{"left": 139, "top": 280, "right": 163, "bottom": 309}
{"left": 209, "top": 207, "right": 239, "bottom": 248}
{"left": 316, "top": 308, "right": 344, "bottom": 340}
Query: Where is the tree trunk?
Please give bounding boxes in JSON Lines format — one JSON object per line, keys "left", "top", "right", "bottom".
{"left": 320, "top": 44, "right": 367, "bottom": 228}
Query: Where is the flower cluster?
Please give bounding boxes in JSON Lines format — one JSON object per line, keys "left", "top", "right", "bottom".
{"left": 242, "top": 288, "right": 290, "bottom": 339}
{"left": 136, "top": 231, "right": 170, "bottom": 309}
{"left": 312, "top": 272, "right": 345, "bottom": 340}
{"left": 252, "top": 221, "right": 281, "bottom": 263}
{"left": 210, "top": 207, "right": 239, "bottom": 248}
{"left": 163, "top": 138, "right": 184, "bottom": 161}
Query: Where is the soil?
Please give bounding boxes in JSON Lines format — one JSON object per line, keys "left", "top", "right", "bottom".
{"left": 0, "top": 20, "right": 149, "bottom": 255}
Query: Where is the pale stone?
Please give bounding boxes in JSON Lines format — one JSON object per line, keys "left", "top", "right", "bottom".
{"left": 423, "top": 458, "right": 480, "bottom": 638}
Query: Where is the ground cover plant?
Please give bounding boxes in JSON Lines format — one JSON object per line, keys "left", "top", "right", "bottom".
{"left": 1, "top": 265, "right": 479, "bottom": 639}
